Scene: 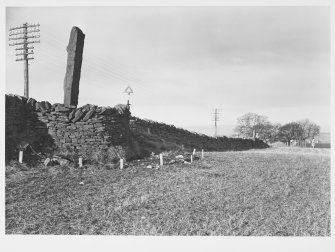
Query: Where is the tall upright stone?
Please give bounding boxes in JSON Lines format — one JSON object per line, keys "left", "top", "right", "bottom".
{"left": 63, "top": 26, "right": 85, "bottom": 106}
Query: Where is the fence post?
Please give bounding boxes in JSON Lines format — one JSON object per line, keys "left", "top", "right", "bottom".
{"left": 159, "top": 154, "right": 163, "bottom": 166}
{"left": 192, "top": 149, "right": 196, "bottom": 155}
{"left": 120, "top": 158, "right": 124, "bottom": 169}
{"left": 201, "top": 149, "right": 204, "bottom": 159}
{"left": 191, "top": 155, "right": 193, "bottom": 163}
{"left": 19, "top": 151, "right": 23, "bottom": 163}
{"left": 78, "top": 157, "right": 83, "bottom": 167}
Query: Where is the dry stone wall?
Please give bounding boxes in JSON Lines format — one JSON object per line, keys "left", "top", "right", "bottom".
{"left": 131, "top": 117, "right": 268, "bottom": 151}
{"left": 5, "top": 94, "right": 130, "bottom": 161}
{"left": 6, "top": 94, "right": 268, "bottom": 162}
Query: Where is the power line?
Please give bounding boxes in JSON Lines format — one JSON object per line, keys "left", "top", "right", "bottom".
{"left": 7, "top": 14, "right": 147, "bottom": 89}
{"left": 7, "top": 15, "right": 148, "bottom": 95}
{"left": 40, "top": 29, "right": 150, "bottom": 91}
{"left": 8, "top": 22, "right": 40, "bottom": 98}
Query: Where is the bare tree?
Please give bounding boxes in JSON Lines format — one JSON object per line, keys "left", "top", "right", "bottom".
{"left": 297, "top": 119, "right": 320, "bottom": 147}
{"left": 265, "top": 123, "right": 281, "bottom": 143}
{"left": 278, "top": 122, "right": 301, "bottom": 146}
{"left": 234, "top": 112, "right": 270, "bottom": 140}
{"left": 278, "top": 119, "right": 320, "bottom": 147}
{"left": 235, "top": 113, "right": 321, "bottom": 146}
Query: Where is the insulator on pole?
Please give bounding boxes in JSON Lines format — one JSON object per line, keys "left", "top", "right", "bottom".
{"left": 9, "top": 22, "right": 40, "bottom": 99}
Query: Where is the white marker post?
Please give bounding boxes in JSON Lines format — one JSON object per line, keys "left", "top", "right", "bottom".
{"left": 191, "top": 155, "right": 193, "bottom": 163}
{"left": 159, "top": 154, "right": 163, "bottom": 166}
{"left": 201, "top": 149, "right": 204, "bottom": 159}
{"left": 19, "top": 151, "right": 23, "bottom": 163}
{"left": 120, "top": 158, "right": 124, "bottom": 170}
{"left": 78, "top": 157, "right": 83, "bottom": 167}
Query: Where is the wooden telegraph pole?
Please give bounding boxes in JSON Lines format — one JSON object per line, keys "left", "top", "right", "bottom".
{"left": 9, "top": 22, "right": 40, "bottom": 99}
{"left": 212, "top": 108, "right": 222, "bottom": 138}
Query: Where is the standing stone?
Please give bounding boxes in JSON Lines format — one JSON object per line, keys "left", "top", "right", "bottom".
{"left": 63, "top": 26, "right": 85, "bottom": 107}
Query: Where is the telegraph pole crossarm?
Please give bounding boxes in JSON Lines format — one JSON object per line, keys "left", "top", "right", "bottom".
{"left": 15, "top": 46, "right": 34, "bottom": 50}
{"left": 8, "top": 22, "right": 40, "bottom": 99}
{"left": 15, "top": 51, "right": 34, "bottom": 56}
{"left": 16, "top": 57, "right": 34, "bottom": 61}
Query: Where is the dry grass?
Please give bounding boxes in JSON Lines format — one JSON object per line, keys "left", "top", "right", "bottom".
{"left": 5, "top": 147, "right": 330, "bottom": 236}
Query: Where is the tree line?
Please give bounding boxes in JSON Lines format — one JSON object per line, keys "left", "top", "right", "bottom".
{"left": 234, "top": 112, "right": 320, "bottom": 146}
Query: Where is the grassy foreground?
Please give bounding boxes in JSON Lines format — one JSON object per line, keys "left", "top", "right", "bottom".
{"left": 5, "top": 147, "right": 330, "bottom": 235}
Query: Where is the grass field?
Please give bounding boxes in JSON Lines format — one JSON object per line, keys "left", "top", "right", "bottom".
{"left": 5, "top": 147, "right": 330, "bottom": 236}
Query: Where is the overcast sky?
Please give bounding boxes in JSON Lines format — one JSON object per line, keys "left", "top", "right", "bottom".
{"left": 6, "top": 6, "right": 330, "bottom": 135}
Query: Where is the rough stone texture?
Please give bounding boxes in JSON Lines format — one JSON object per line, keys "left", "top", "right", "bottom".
{"left": 82, "top": 106, "right": 96, "bottom": 121}
{"left": 5, "top": 94, "right": 130, "bottom": 161}
{"left": 63, "top": 26, "right": 85, "bottom": 106}
{"left": 27, "top": 98, "right": 37, "bottom": 109}
{"left": 72, "top": 109, "right": 84, "bottom": 123}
